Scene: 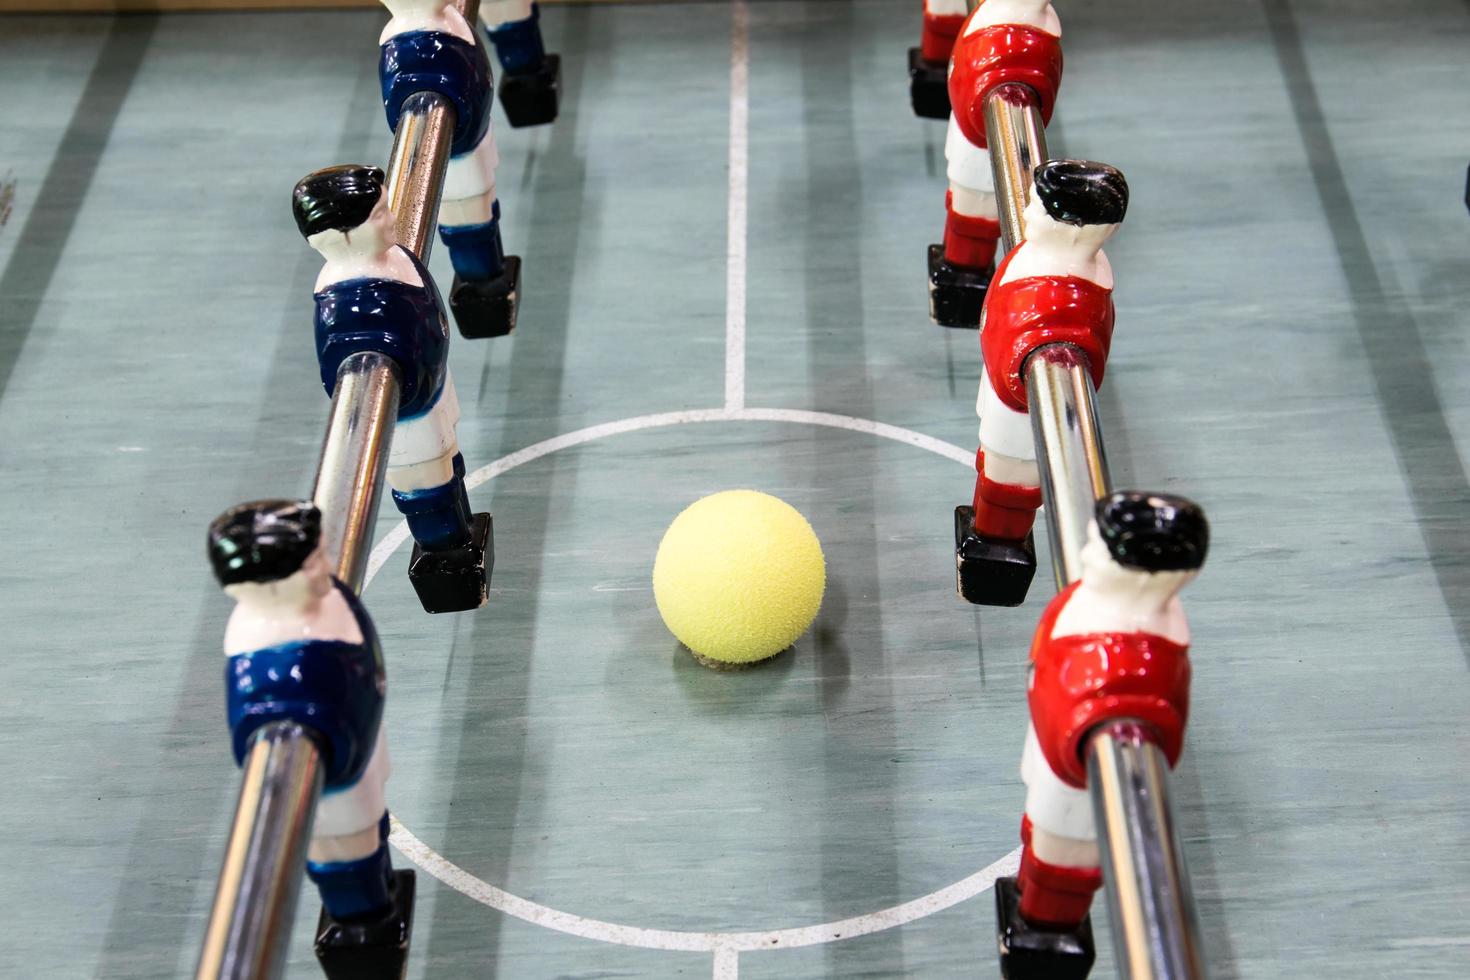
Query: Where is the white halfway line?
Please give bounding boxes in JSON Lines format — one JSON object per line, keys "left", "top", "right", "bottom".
{"left": 724, "top": 0, "right": 749, "bottom": 412}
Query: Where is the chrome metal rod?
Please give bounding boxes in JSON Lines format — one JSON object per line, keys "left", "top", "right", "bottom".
{"left": 1023, "top": 344, "right": 1111, "bottom": 588}
{"left": 982, "top": 82, "right": 1049, "bottom": 253}
{"left": 384, "top": 90, "right": 456, "bottom": 263}
{"left": 1087, "top": 722, "right": 1209, "bottom": 980}
{"left": 312, "top": 351, "right": 402, "bottom": 592}
{"left": 196, "top": 723, "right": 325, "bottom": 980}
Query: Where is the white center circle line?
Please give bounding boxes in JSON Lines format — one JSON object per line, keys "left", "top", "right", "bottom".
{"left": 364, "top": 407, "right": 1023, "bottom": 960}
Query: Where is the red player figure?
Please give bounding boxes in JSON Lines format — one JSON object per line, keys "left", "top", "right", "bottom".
{"left": 995, "top": 491, "right": 1208, "bottom": 980}
{"left": 928, "top": 0, "right": 1062, "bottom": 328}
{"left": 955, "top": 159, "right": 1126, "bottom": 606}
{"left": 908, "top": 0, "right": 970, "bottom": 120}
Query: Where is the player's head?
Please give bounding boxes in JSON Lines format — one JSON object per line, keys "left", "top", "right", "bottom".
{"left": 1094, "top": 491, "right": 1208, "bottom": 573}
{"left": 209, "top": 499, "right": 328, "bottom": 604}
{"left": 1077, "top": 490, "right": 1207, "bottom": 605}
{"left": 1023, "top": 160, "right": 1128, "bottom": 247}
{"left": 292, "top": 165, "right": 391, "bottom": 252}
{"left": 1033, "top": 160, "right": 1128, "bottom": 226}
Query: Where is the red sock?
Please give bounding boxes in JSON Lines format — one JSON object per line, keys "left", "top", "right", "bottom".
{"left": 920, "top": 12, "right": 965, "bottom": 63}
{"left": 1017, "top": 843, "right": 1103, "bottom": 930}
{"left": 943, "top": 192, "right": 1001, "bottom": 269}
{"left": 1017, "top": 816, "right": 1035, "bottom": 880}
{"left": 971, "top": 451, "right": 1041, "bottom": 540}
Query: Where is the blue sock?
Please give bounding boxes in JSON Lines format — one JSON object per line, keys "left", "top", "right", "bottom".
{"left": 392, "top": 469, "right": 474, "bottom": 551}
{"left": 486, "top": 3, "right": 547, "bottom": 76}
{"left": 451, "top": 453, "right": 473, "bottom": 519}
{"left": 307, "top": 815, "right": 394, "bottom": 922}
{"left": 439, "top": 200, "right": 507, "bottom": 282}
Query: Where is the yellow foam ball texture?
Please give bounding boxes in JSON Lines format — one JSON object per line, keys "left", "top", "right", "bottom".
{"left": 653, "top": 490, "right": 826, "bottom": 665}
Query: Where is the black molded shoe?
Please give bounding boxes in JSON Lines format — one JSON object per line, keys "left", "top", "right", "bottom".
{"left": 928, "top": 243, "right": 991, "bottom": 328}
{"left": 449, "top": 256, "right": 521, "bottom": 339}
{"left": 954, "top": 505, "right": 1036, "bottom": 607}
{"left": 908, "top": 47, "right": 951, "bottom": 120}
{"left": 499, "top": 53, "right": 561, "bottom": 127}
{"left": 408, "top": 512, "right": 493, "bottom": 614}
{"left": 995, "top": 876, "right": 1096, "bottom": 980}
{"left": 315, "top": 870, "right": 417, "bottom": 980}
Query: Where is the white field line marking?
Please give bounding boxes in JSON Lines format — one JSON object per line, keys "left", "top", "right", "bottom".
{"left": 712, "top": 946, "right": 739, "bottom": 979}
{"left": 363, "top": 409, "right": 1013, "bottom": 953}
{"left": 363, "top": 408, "right": 974, "bottom": 587}
{"left": 724, "top": 0, "right": 750, "bottom": 412}
{"left": 391, "top": 817, "right": 1020, "bottom": 954}
{"left": 735, "top": 407, "right": 974, "bottom": 466}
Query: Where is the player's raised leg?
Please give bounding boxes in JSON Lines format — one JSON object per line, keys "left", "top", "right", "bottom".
{"left": 440, "top": 121, "right": 522, "bottom": 338}
{"left": 386, "top": 373, "right": 495, "bottom": 613}
{"left": 928, "top": 120, "right": 1001, "bottom": 327}
{"left": 908, "top": 0, "right": 969, "bottom": 120}
{"left": 481, "top": 0, "right": 561, "bottom": 127}
{"left": 955, "top": 391, "right": 1039, "bottom": 605}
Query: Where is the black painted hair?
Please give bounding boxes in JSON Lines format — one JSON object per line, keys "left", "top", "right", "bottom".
{"left": 292, "top": 164, "right": 386, "bottom": 238}
{"left": 208, "top": 499, "right": 323, "bottom": 587}
{"left": 1033, "top": 159, "right": 1129, "bottom": 227}
{"left": 1095, "top": 491, "right": 1208, "bottom": 573}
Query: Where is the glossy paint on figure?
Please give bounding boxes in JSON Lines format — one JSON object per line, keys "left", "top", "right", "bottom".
{"left": 947, "top": 0, "right": 1062, "bottom": 150}
{"left": 379, "top": 0, "right": 492, "bottom": 156}
{"left": 1013, "top": 492, "right": 1206, "bottom": 932}
{"left": 293, "top": 165, "right": 480, "bottom": 574}
{"left": 970, "top": 160, "right": 1125, "bottom": 548}
{"left": 209, "top": 500, "right": 398, "bottom": 921}
{"left": 380, "top": 0, "right": 515, "bottom": 296}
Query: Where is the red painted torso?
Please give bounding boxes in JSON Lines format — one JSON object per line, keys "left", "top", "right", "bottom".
{"left": 948, "top": 21, "right": 1063, "bottom": 147}
{"left": 980, "top": 249, "right": 1114, "bottom": 413}
{"left": 1027, "top": 582, "right": 1191, "bottom": 787}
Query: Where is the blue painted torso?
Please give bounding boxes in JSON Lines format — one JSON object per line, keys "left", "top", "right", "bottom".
{"left": 379, "top": 29, "right": 493, "bottom": 157}
{"left": 225, "top": 581, "right": 387, "bottom": 788}
{"left": 313, "top": 247, "right": 449, "bottom": 419}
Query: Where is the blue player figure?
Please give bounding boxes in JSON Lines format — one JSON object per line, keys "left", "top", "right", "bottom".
{"left": 293, "top": 165, "right": 493, "bottom": 614}
{"left": 208, "top": 500, "right": 416, "bottom": 980}
{"left": 478, "top": 0, "right": 561, "bottom": 127}
{"left": 380, "top": 0, "right": 523, "bottom": 338}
